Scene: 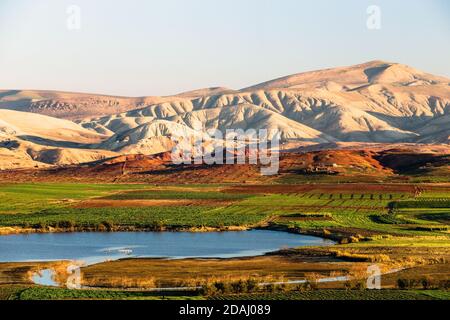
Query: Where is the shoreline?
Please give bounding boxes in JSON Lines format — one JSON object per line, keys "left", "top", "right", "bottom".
{"left": 0, "top": 225, "right": 251, "bottom": 236}
{"left": 0, "top": 223, "right": 345, "bottom": 243}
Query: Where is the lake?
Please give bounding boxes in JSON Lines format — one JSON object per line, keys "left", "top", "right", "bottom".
{"left": 0, "top": 230, "right": 334, "bottom": 264}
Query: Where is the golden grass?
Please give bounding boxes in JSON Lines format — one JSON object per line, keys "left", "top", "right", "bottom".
{"left": 79, "top": 246, "right": 449, "bottom": 290}
{"left": 81, "top": 255, "right": 353, "bottom": 289}
{"left": 0, "top": 261, "right": 70, "bottom": 285}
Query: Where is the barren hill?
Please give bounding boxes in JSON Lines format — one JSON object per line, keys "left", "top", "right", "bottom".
{"left": 0, "top": 110, "right": 116, "bottom": 168}
{"left": 1, "top": 61, "right": 449, "bottom": 169}
{"left": 0, "top": 90, "right": 166, "bottom": 120}
{"left": 242, "top": 60, "right": 449, "bottom": 91}
{"left": 76, "top": 61, "right": 450, "bottom": 145}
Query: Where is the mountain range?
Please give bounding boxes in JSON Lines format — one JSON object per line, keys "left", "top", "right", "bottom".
{"left": 0, "top": 60, "right": 449, "bottom": 169}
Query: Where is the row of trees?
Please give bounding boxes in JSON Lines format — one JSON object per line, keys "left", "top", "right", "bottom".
{"left": 200, "top": 279, "right": 320, "bottom": 296}
{"left": 397, "top": 277, "right": 450, "bottom": 290}
{"left": 200, "top": 277, "right": 449, "bottom": 296}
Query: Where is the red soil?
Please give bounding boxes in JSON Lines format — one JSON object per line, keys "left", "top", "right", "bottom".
{"left": 0, "top": 149, "right": 447, "bottom": 185}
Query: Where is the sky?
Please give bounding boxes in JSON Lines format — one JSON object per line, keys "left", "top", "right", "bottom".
{"left": 0, "top": 0, "right": 449, "bottom": 97}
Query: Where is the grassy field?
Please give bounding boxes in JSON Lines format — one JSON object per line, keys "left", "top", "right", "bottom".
{"left": 0, "top": 285, "right": 29, "bottom": 300}
{"left": 0, "top": 285, "right": 203, "bottom": 300}
{"left": 78, "top": 245, "right": 450, "bottom": 291}
{"left": 0, "top": 182, "right": 448, "bottom": 300}
{"left": 0, "top": 183, "right": 153, "bottom": 214}
{"left": 0, "top": 206, "right": 270, "bottom": 230}
{"left": 104, "top": 189, "right": 252, "bottom": 200}
{"left": 0, "top": 183, "right": 448, "bottom": 239}
{"left": 1, "top": 285, "right": 448, "bottom": 300}
{"left": 210, "top": 290, "right": 446, "bottom": 300}
{"left": 81, "top": 255, "right": 352, "bottom": 289}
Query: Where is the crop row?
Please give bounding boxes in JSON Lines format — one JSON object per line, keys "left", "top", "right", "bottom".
{"left": 103, "top": 190, "right": 252, "bottom": 200}
{"left": 210, "top": 290, "right": 438, "bottom": 300}
{"left": 16, "top": 287, "right": 200, "bottom": 300}
{"left": 0, "top": 206, "right": 271, "bottom": 229}
{"left": 392, "top": 199, "right": 450, "bottom": 209}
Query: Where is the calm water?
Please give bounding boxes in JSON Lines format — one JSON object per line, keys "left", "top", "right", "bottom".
{"left": 0, "top": 230, "right": 334, "bottom": 264}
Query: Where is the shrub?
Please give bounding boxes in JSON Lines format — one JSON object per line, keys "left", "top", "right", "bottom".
{"left": 213, "top": 281, "right": 230, "bottom": 294}
{"left": 344, "top": 281, "right": 352, "bottom": 291}
{"left": 275, "top": 284, "right": 287, "bottom": 292}
{"left": 397, "top": 278, "right": 408, "bottom": 289}
{"left": 97, "top": 223, "right": 107, "bottom": 232}
{"left": 200, "top": 283, "right": 219, "bottom": 296}
{"left": 56, "top": 220, "right": 75, "bottom": 229}
{"left": 230, "top": 280, "right": 246, "bottom": 294}
{"left": 421, "top": 277, "right": 433, "bottom": 290}
{"left": 101, "top": 221, "right": 114, "bottom": 231}
{"left": 353, "top": 281, "right": 365, "bottom": 290}
{"left": 438, "top": 280, "right": 450, "bottom": 290}
{"left": 148, "top": 220, "right": 164, "bottom": 231}
{"left": 245, "top": 279, "right": 258, "bottom": 293}
{"left": 301, "top": 280, "right": 317, "bottom": 291}
{"left": 265, "top": 284, "right": 275, "bottom": 293}
{"left": 32, "top": 222, "right": 47, "bottom": 230}
{"left": 397, "top": 278, "right": 418, "bottom": 289}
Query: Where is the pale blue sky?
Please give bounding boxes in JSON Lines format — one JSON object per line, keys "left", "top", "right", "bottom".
{"left": 0, "top": 0, "right": 449, "bottom": 96}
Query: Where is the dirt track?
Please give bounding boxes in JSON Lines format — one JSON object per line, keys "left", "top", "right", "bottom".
{"left": 223, "top": 184, "right": 419, "bottom": 194}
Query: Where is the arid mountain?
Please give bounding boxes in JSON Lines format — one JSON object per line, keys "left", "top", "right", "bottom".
{"left": 0, "top": 61, "right": 449, "bottom": 169}
{"left": 166, "top": 104, "right": 334, "bottom": 142}
{"left": 0, "top": 109, "right": 105, "bottom": 144}
{"left": 175, "top": 87, "right": 236, "bottom": 98}
{"left": 77, "top": 61, "right": 450, "bottom": 145}
{"left": 242, "top": 60, "right": 449, "bottom": 91}
{"left": 98, "top": 120, "right": 200, "bottom": 154}
{"left": 0, "top": 109, "right": 117, "bottom": 168}
{"left": 0, "top": 90, "right": 166, "bottom": 120}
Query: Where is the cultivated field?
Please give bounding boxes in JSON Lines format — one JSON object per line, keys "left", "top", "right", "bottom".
{"left": 0, "top": 182, "right": 448, "bottom": 300}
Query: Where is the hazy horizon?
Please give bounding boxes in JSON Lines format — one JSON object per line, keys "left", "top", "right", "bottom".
{"left": 1, "top": 0, "right": 449, "bottom": 97}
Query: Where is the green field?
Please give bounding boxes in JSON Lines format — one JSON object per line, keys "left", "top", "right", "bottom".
{"left": 2, "top": 285, "right": 448, "bottom": 301}
{"left": 211, "top": 290, "right": 447, "bottom": 300}
{"left": 0, "top": 183, "right": 448, "bottom": 301}
{"left": 0, "top": 183, "right": 449, "bottom": 242}
{"left": 0, "top": 206, "right": 270, "bottom": 229}
{"left": 104, "top": 189, "right": 252, "bottom": 200}
{"left": 0, "top": 183, "right": 153, "bottom": 214}
{"left": 0, "top": 285, "right": 203, "bottom": 300}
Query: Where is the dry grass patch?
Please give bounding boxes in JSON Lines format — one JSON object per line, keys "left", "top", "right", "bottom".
{"left": 81, "top": 255, "right": 354, "bottom": 289}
